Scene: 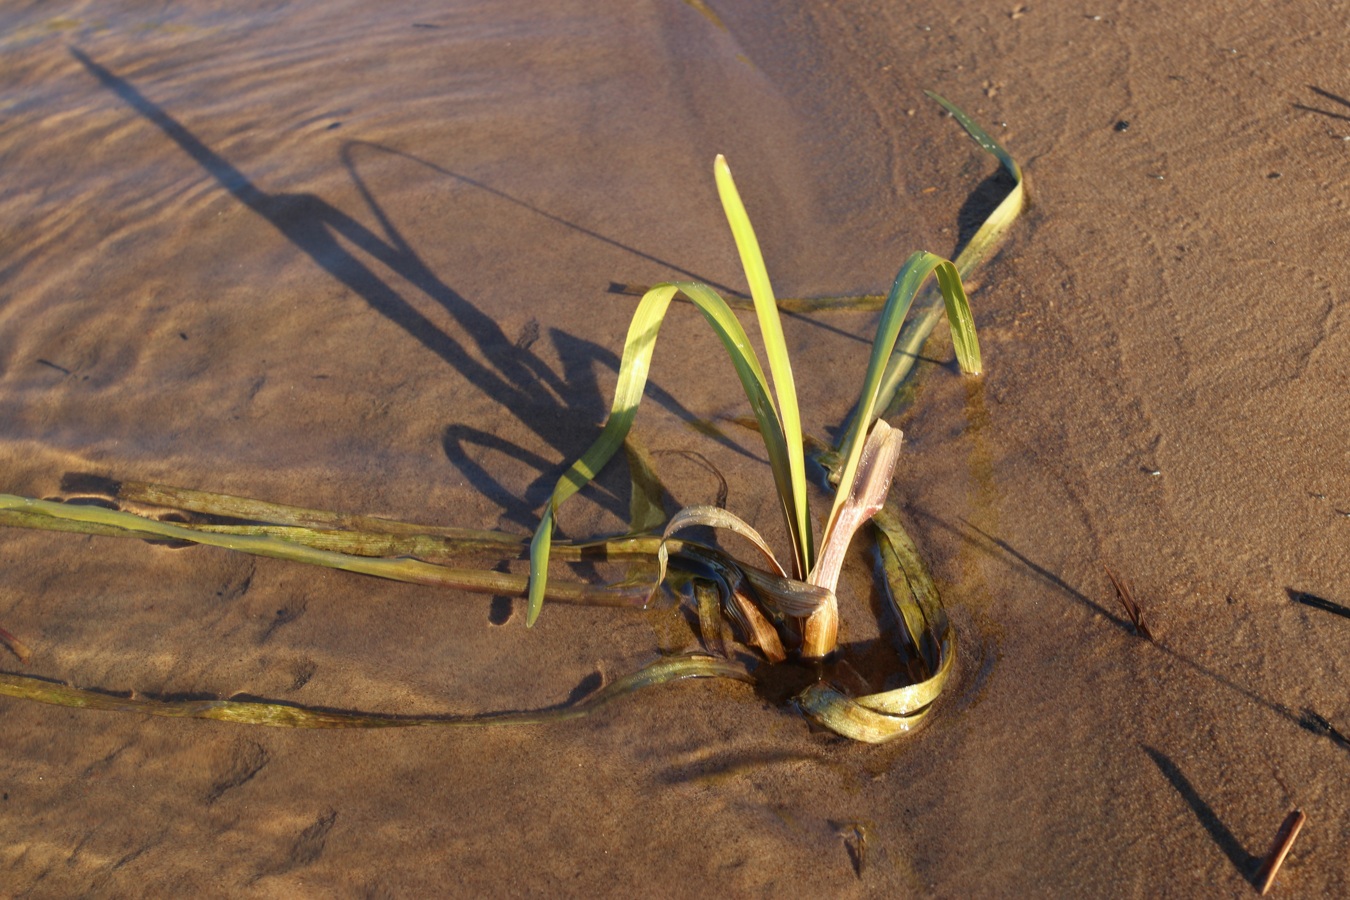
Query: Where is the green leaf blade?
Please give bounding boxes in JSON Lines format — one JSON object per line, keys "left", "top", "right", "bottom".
{"left": 714, "top": 155, "right": 813, "bottom": 577}
{"left": 935, "top": 260, "right": 982, "bottom": 375}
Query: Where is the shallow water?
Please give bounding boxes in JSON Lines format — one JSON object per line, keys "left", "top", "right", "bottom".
{"left": 2, "top": 1, "right": 1348, "bottom": 895}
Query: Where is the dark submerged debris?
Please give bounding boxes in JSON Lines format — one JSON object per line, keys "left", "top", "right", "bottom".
{"left": 1297, "top": 708, "right": 1350, "bottom": 751}
{"left": 1287, "top": 588, "right": 1350, "bottom": 621}
{"left": 1103, "top": 565, "right": 1153, "bottom": 640}
{"left": 838, "top": 821, "right": 871, "bottom": 878}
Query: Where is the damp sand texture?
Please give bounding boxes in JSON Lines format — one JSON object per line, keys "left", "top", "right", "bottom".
{"left": 2, "top": 1, "right": 1349, "bottom": 895}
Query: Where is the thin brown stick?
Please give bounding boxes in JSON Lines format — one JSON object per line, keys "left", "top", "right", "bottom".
{"left": 0, "top": 625, "right": 31, "bottom": 664}
{"left": 1103, "top": 564, "right": 1153, "bottom": 640}
{"left": 1256, "top": 808, "right": 1306, "bottom": 895}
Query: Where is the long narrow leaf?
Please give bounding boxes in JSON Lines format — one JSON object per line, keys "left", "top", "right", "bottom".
{"left": 871, "top": 505, "right": 948, "bottom": 674}
{"left": 0, "top": 495, "right": 650, "bottom": 607}
{"left": 854, "top": 633, "right": 954, "bottom": 717}
{"left": 794, "top": 683, "right": 924, "bottom": 741}
{"left": 66, "top": 474, "right": 520, "bottom": 543}
{"left": 655, "top": 505, "right": 787, "bottom": 578}
{"left": 926, "top": 90, "right": 1025, "bottom": 282}
{"left": 714, "top": 156, "right": 813, "bottom": 577}
{"left": 934, "top": 262, "right": 982, "bottom": 375}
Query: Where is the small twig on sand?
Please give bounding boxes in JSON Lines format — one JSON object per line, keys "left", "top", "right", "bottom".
{"left": 835, "top": 821, "right": 870, "bottom": 878}
{"left": 1103, "top": 565, "right": 1153, "bottom": 640}
{"left": 1255, "top": 808, "right": 1306, "bottom": 895}
{"left": 0, "top": 624, "right": 31, "bottom": 664}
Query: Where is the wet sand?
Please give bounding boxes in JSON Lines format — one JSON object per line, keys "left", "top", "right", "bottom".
{"left": 1, "top": 1, "right": 1347, "bottom": 895}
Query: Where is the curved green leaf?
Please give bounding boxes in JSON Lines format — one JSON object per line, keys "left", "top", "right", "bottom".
{"left": 529, "top": 281, "right": 807, "bottom": 626}
{"left": 874, "top": 92, "right": 1023, "bottom": 414}
{"left": 820, "top": 252, "right": 951, "bottom": 548}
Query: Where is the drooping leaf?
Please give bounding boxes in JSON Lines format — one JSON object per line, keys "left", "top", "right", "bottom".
{"left": 649, "top": 506, "right": 828, "bottom": 637}
{"left": 871, "top": 506, "right": 946, "bottom": 674}
{"left": 820, "top": 251, "right": 958, "bottom": 551}
{"left": 658, "top": 505, "right": 788, "bottom": 576}
{"left": 935, "top": 261, "right": 982, "bottom": 375}
{"left": 529, "top": 280, "right": 806, "bottom": 626}
{"left": 872, "top": 92, "right": 1023, "bottom": 415}
{"left": 795, "top": 637, "right": 952, "bottom": 743}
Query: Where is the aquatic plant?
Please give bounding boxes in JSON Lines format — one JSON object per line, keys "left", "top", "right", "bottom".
{"left": 0, "top": 93, "right": 1022, "bottom": 742}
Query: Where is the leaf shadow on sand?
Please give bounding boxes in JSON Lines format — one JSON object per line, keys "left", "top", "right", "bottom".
{"left": 1292, "top": 85, "right": 1350, "bottom": 123}
{"left": 914, "top": 510, "right": 1312, "bottom": 733}
{"left": 1142, "top": 745, "right": 1261, "bottom": 886}
{"left": 67, "top": 46, "right": 756, "bottom": 531}
{"left": 956, "top": 167, "right": 1020, "bottom": 265}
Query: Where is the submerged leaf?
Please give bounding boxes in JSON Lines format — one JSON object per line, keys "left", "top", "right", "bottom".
{"left": 870, "top": 506, "right": 948, "bottom": 674}
{"left": 796, "top": 678, "right": 936, "bottom": 743}
{"left": 0, "top": 495, "right": 652, "bottom": 608}
{"left": 694, "top": 581, "right": 726, "bottom": 656}
{"left": 653, "top": 506, "right": 828, "bottom": 632}
{"left": 67, "top": 473, "right": 519, "bottom": 544}
{"left": 796, "top": 576, "right": 954, "bottom": 743}
{"left": 678, "top": 547, "right": 789, "bottom": 662}
{"left": 728, "top": 588, "right": 788, "bottom": 663}
{"left": 0, "top": 655, "right": 753, "bottom": 728}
